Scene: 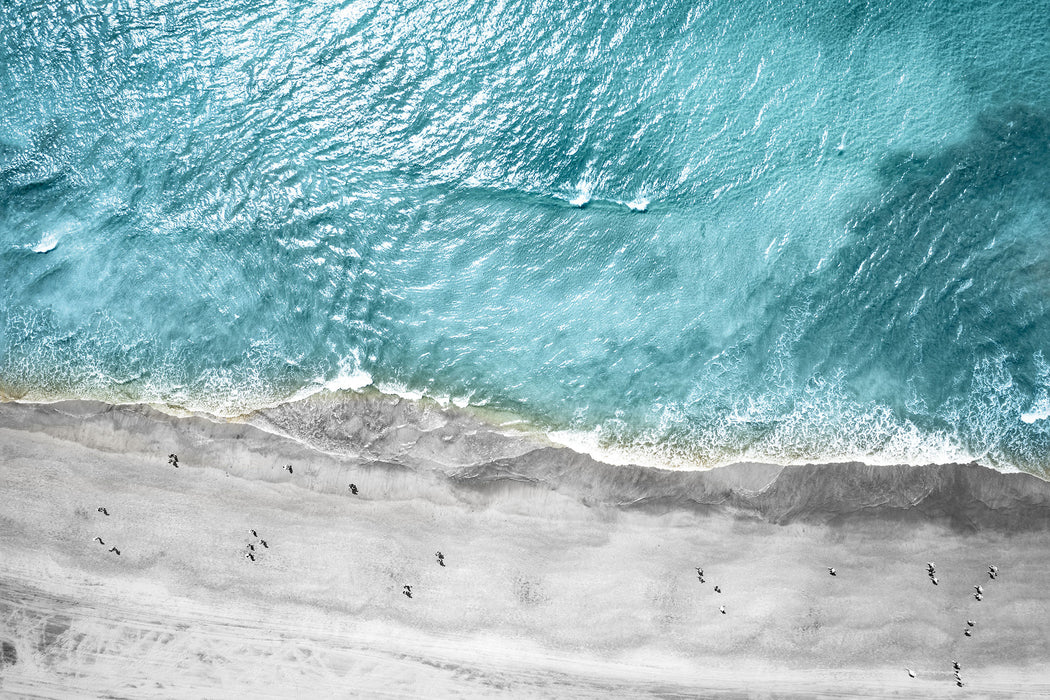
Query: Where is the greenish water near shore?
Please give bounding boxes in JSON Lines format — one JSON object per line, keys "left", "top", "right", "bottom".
{"left": 3, "top": 0, "right": 1050, "bottom": 473}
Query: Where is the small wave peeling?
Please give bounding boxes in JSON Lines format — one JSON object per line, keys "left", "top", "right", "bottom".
{"left": 3, "top": 0, "right": 1050, "bottom": 476}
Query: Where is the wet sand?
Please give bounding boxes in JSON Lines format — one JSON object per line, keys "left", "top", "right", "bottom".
{"left": 1, "top": 398, "right": 1049, "bottom": 697}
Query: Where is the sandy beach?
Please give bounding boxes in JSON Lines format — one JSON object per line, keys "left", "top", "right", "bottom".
{"left": 2, "top": 396, "right": 1049, "bottom": 698}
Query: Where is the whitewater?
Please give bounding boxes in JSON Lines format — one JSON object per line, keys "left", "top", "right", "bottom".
{"left": 2, "top": 0, "right": 1050, "bottom": 474}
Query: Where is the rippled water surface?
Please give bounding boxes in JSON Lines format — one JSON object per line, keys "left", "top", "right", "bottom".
{"left": 3, "top": 0, "right": 1050, "bottom": 471}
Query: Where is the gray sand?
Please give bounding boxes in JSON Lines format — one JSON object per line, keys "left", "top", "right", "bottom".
{"left": 1, "top": 398, "right": 1049, "bottom": 697}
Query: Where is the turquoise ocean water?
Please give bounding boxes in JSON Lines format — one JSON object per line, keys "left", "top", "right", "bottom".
{"left": 3, "top": 0, "right": 1050, "bottom": 472}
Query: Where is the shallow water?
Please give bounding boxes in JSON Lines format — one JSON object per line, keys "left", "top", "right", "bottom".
{"left": 2, "top": 0, "right": 1050, "bottom": 472}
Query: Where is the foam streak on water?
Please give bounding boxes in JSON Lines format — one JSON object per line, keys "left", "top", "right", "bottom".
{"left": 2, "top": 0, "right": 1050, "bottom": 474}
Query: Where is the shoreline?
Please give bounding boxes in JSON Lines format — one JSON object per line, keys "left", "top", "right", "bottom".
{"left": 2, "top": 399, "right": 1049, "bottom": 696}
{"left": 3, "top": 396, "right": 1047, "bottom": 525}
{"left": 0, "top": 373, "right": 1010, "bottom": 474}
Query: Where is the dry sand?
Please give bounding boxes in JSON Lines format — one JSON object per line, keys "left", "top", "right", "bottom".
{"left": 1, "top": 398, "right": 1049, "bottom": 697}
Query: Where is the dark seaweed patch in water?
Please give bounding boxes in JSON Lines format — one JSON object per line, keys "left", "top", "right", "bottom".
{"left": 772, "top": 104, "right": 1050, "bottom": 468}
{"left": 0, "top": 119, "right": 74, "bottom": 211}
{"left": 0, "top": 640, "right": 16, "bottom": 666}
